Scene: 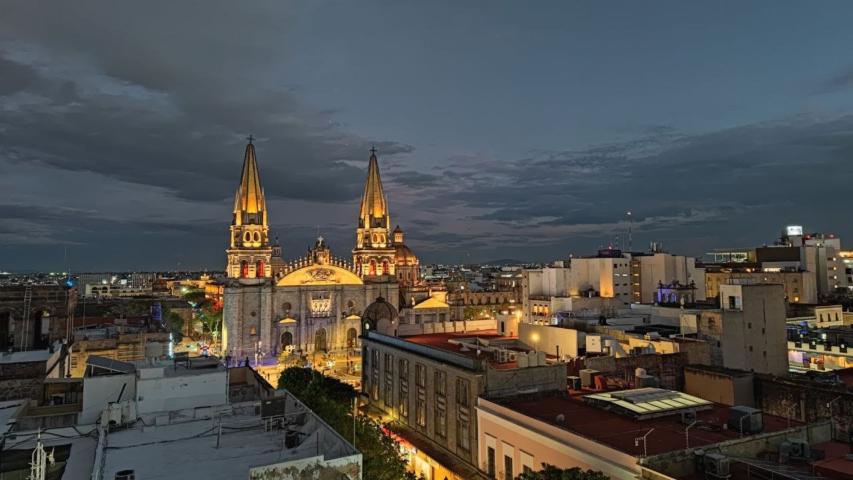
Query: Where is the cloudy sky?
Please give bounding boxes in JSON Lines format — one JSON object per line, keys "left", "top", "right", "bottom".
{"left": 2, "top": 1, "right": 853, "bottom": 272}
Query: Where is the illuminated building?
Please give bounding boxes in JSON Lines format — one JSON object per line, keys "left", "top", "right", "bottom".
{"left": 353, "top": 148, "right": 398, "bottom": 279}
{"left": 361, "top": 330, "right": 565, "bottom": 479}
{"left": 226, "top": 137, "right": 272, "bottom": 279}
{"left": 221, "top": 144, "right": 402, "bottom": 363}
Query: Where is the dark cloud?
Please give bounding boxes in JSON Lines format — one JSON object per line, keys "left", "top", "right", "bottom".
{"left": 2, "top": 2, "right": 853, "bottom": 270}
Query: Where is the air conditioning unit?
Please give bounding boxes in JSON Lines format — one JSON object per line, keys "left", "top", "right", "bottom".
{"left": 704, "top": 453, "right": 731, "bottom": 480}
{"left": 727, "top": 406, "right": 763, "bottom": 434}
{"left": 779, "top": 441, "right": 792, "bottom": 464}
{"left": 789, "top": 439, "right": 810, "bottom": 460}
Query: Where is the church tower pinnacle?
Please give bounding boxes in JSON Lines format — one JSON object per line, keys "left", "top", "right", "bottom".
{"left": 353, "top": 147, "right": 396, "bottom": 279}
{"left": 227, "top": 136, "right": 272, "bottom": 279}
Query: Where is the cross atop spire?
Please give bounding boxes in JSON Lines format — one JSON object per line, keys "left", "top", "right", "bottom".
{"left": 247, "top": 134, "right": 255, "bottom": 144}
{"left": 369, "top": 145, "right": 377, "bottom": 156}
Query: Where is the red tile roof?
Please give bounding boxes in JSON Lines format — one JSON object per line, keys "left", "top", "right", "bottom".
{"left": 499, "top": 392, "right": 799, "bottom": 456}
{"left": 402, "top": 331, "right": 523, "bottom": 368}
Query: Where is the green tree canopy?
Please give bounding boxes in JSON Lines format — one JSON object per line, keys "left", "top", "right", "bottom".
{"left": 277, "top": 367, "right": 416, "bottom": 480}
{"left": 517, "top": 465, "right": 609, "bottom": 480}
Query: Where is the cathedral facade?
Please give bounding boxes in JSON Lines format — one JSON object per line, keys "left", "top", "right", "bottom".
{"left": 221, "top": 140, "right": 418, "bottom": 362}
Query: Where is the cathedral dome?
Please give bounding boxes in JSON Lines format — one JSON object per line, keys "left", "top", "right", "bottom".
{"left": 395, "top": 244, "right": 418, "bottom": 265}
{"left": 362, "top": 296, "right": 398, "bottom": 334}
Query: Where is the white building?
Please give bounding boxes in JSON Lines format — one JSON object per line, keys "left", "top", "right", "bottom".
{"left": 569, "top": 251, "right": 632, "bottom": 302}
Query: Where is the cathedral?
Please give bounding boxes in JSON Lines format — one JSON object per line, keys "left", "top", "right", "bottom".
{"left": 221, "top": 139, "right": 419, "bottom": 362}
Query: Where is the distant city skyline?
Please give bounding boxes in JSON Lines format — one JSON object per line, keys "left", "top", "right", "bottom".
{"left": 3, "top": 1, "right": 853, "bottom": 271}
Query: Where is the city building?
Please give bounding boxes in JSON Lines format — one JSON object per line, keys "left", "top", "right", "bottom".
{"left": 476, "top": 388, "right": 829, "bottom": 480}
{"left": 569, "top": 249, "right": 632, "bottom": 302}
{"left": 705, "top": 268, "right": 817, "bottom": 304}
{"left": 222, "top": 143, "right": 411, "bottom": 363}
{"left": 0, "top": 354, "right": 361, "bottom": 479}
{"left": 521, "top": 266, "right": 571, "bottom": 323}
{"left": 361, "top": 330, "right": 566, "bottom": 479}
{"left": 223, "top": 236, "right": 398, "bottom": 362}
{"left": 629, "top": 251, "right": 705, "bottom": 303}
{"left": 682, "top": 283, "right": 788, "bottom": 375}
{"left": 0, "top": 283, "right": 77, "bottom": 351}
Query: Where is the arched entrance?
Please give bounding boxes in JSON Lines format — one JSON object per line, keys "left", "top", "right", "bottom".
{"left": 280, "top": 331, "right": 293, "bottom": 349}
{"left": 314, "top": 328, "right": 327, "bottom": 352}
{"left": 346, "top": 327, "right": 357, "bottom": 348}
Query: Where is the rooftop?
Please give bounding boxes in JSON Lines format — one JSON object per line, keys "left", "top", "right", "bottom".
{"left": 494, "top": 391, "right": 798, "bottom": 457}
{"left": 100, "top": 400, "right": 359, "bottom": 480}
{"left": 403, "top": 331, "right": 535, "bottom": 369}
{"left": 0, "top": 349, "right": 52, "bottom": 364}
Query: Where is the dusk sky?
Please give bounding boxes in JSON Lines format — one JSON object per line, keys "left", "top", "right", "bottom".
{"left": 3, "top": 1, "right": 853, "bottom": 271}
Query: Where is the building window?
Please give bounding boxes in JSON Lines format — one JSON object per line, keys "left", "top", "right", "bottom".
{"left": 435, "top": 400, "right": 447, "bottom": 438}
{"left": 371, "top": 349, "right": 380, "bottom": 401}
{"left": 504, "top": 455, "right": 513, "bottom": 480}
{"left": 416, "top": 363, "right": 427, "bottom": 428}
{"left": 487, "top": 447, "right": 496, "bottom": 478}
{"left": 416, "top": 394, "right": 426, "bottom": 428}
{"left": 457, "top": 416, "right": 469, "bottom": 451}
{"left": 434, "top": 370, "right": 448, "bottom": 438}
{"left": 398, "top": 359, "right": 409, "bottom": 419}
{"left": 456, "top": 378, "right": 470, "bottom": 407}
{"left": 435, "top": 371, "right": 446, "bottom": 396}
{"left": 384, "top": 354, "right": 394, "bottom": 407}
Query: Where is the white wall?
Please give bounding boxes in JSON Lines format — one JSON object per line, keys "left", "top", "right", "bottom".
{"left": 136, "top": 368, "right": 227, "bottom": 414}
{"left": 519, "top": 323, "right": 583, "bottom": 359}
{"left": 80, "top": 374, "right": 136, "bottom": 424}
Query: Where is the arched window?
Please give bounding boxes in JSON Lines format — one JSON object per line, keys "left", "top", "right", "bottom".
{"left": 253, "top": 231, "right": 261, "bottom": 243}
{"left": 249, "top": 325, "right": 257, "bottom": 336}
{"left": 346, "top": 327, "right": 357, "bottom": 348}
{"left": 282, "top": 302, "right": 292, "bottom": 313}
{"left": 256, "top": 259, "right": 265, "bottom": 278}
{"left": 281, "top": 331, "right": 293, "bottom": 348}
{"left": 369, "top": 260, "right": 377, "bottom": 276}
{"left": 240, "top": 260, "right": 249, "bottom": 278}
{"left": 346, "top": 300, "right": 355, "bottom": 314}
{"left": 243, "top": 231, "right": 252, "bottom": 243}
{"left": 382, "top": 260, "right": 389, "bottom": 275}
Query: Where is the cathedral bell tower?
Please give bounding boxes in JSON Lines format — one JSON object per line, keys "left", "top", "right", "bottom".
{"left": 226, "top": 136, "right": 272, "bottom": 279}
{"left": 353, "top": 148, "right": 396, "bottom": 279}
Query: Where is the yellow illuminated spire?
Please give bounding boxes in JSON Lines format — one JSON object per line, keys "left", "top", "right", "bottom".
{"left": 358, "top": 147, "right": 389, "bottom": 228}
{"left": 233, "top": 136, "right": 266, "bottom": 226}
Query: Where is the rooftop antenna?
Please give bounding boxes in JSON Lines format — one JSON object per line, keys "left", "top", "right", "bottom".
{"left": 626, "top": 211, "right": 633, "bottom": 251}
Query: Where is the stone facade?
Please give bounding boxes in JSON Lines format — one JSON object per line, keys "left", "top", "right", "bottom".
{"left": 0, "top": 284, "right": 76, "bottom": 351}
{"left": 0, "top": 359, "right": 47, "bottom": 401}
{"left": 223, "top": 240, "right": 398, "bottom": 361}
{"left": 361, "top": 331, "right": 566, "bottom": 473}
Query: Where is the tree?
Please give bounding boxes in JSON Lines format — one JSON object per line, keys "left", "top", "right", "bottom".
{"left": 277, "top": 367, "right": 417, "bottom": 480}
{"left": 516, "top": 465, "right": 609, "bottom": 480}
